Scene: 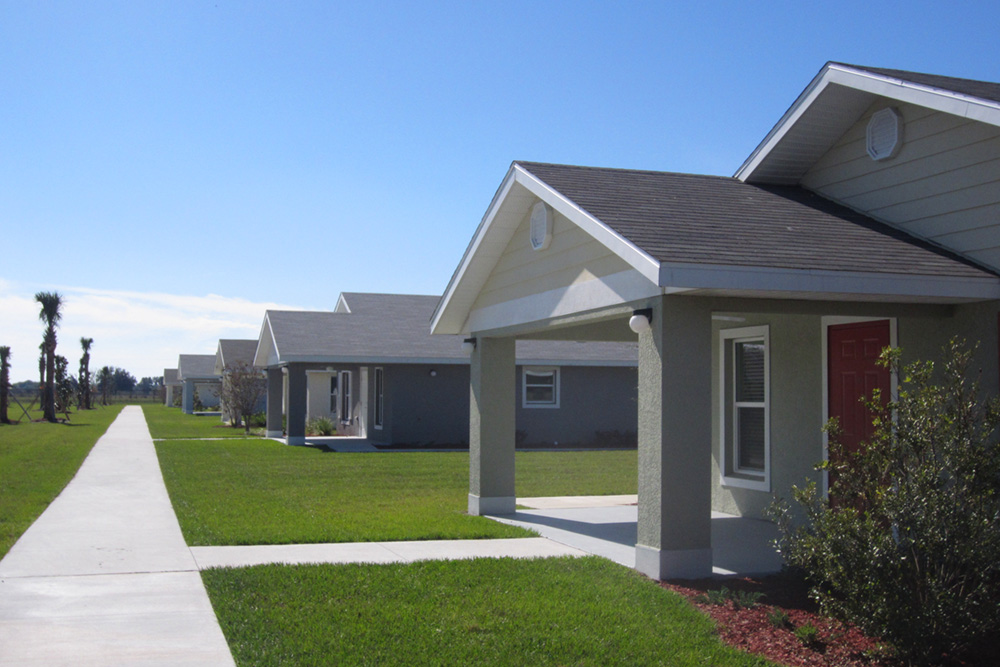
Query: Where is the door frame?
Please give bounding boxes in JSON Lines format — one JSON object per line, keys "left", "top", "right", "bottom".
{"left": 820, "top": 316, "right": 897, "bottom": 497}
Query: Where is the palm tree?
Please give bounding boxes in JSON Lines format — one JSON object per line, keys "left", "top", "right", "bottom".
{"left": 35, "top": 291, "right": 63, "bottom": 423}
{"left": 0, "top": 346, "right": 11, "bottom": 424}
{"left": 79, "top": 337, "right": 93, "bottom": 410}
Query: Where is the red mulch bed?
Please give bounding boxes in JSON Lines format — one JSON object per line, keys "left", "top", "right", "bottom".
{"left": 661, "top": 572, "right": 896, "bottom": 666}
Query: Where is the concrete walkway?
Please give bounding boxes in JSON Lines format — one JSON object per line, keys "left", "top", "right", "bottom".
{"left": 0, "top": 407, "right": 236, "bottom": 666}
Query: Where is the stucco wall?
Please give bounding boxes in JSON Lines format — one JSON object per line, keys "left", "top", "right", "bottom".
{"left": 514, "top": 365, "right": 637, "bottom": 447}
{"left": 711, "top": 299, "right": 1000, "bottom": 519}
{"left": 369, "top": 364, "right": 469, "bottom": 446}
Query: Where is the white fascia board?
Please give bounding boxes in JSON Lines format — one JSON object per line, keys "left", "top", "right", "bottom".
{"left": 658, "top": 261, "right": 1000, "bottom": 300}
{"left": 334, "top": 293, "right": 351, "bottom": 313}
{"left": 431, "top": 165, "right": 519, "bottom": 335}
{"left": 513, "top": 167, "right": 662, "bottom": 285}
{"left": 736, "top": 63, "right": 1000, "bottom": 182}
{"left": 253, "top": 314, "right": 280, "bottom": 368}
{"left": 467, "top": 269, "right": 663, "bottom": 335}
{"left": 735, "top": 65, "right": 835, "bottom": 182}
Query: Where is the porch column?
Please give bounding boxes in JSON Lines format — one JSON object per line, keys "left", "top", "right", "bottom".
{"left": 635, "top": 295, "right": 714, "bottom": 580}
{"left": 468, "top": 336, "right": 516, "bottom": 515}
{"left": 286, "top": 364, "right": 308, "bottom": 446}
{"left": 265, "top": 367, "right": 283, "bottom": 438}
{"left": 164, "top": 385, "right": 174, "bottom": 407}
{"left": 182, "top": 379, "right": 194, "bottom": 414}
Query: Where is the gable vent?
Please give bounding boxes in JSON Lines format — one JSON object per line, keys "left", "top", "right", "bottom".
{"left": 866, "top": 107, "right": 903, "bottom": 161}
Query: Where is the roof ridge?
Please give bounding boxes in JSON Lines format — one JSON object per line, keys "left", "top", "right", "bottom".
{"left": 515, "top": 161, "right": 734, "bottom": 181}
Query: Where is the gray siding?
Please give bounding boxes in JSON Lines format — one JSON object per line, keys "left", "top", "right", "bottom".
{"left": 802, "top": 100, "right": 1000, "bottom": 271}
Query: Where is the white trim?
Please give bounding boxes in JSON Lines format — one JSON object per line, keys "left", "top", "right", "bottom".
{"left": 719, "top": 325, "right": 770, "bottom": 492}
{"left": 820, "top": 316, "right": 898, "bottom": 497}
{"left": 339, "top": 370, "right": 352, "bottom": 426}
{"left": 522, "top": 366, "right": 560, "bottom": 409}
{"left": 736, "top": 62, "right": 1000, "bottom": 182}
{"left": 659, "top": 261, "right": 1000, "bottom": 300}
{"left": 467, "top": 268, "right": 664, "bottom": 335}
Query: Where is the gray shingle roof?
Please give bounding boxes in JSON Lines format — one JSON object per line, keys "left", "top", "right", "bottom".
{"left": 177, "top": 354, "right": 220, "bottom": 379}
{"left": 517, "top": 161, "right": 995, "bottom": 280}
{"left": 265, "top": 294, "right": 635, "bottom": 365}
{"left": 218, "top": 339, "right": 258, "bottom": 368}
{"left": 833, "top": 63, "right": 1000, "bottom": 105}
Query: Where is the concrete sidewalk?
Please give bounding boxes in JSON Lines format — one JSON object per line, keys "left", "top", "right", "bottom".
{"left": 0, "top": 406, "right": 236, "bottom": 666}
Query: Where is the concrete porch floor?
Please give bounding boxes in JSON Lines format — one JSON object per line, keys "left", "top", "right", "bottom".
{"left": 489, "top": 496, "right": 783, "bottom": 577}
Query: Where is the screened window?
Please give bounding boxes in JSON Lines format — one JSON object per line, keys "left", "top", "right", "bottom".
{"left": 339, "top": 371, "right": 352, "bottom": 423}
{"left": 720, "top": 326, "right": 769, "bottom": 491}
{"left": 329, "top": 375, "right": 338, "bottom": 415}
{"left": 522, "top": 368, "right": 559, "bottom": 408}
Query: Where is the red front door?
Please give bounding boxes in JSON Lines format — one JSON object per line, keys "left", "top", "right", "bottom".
{"left": 828, "top": 320, "right": 891, "bottom": 456}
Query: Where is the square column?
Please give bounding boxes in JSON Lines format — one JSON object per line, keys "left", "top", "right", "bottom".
{"left": 286, "top": 364, "right": 307, "bottom": 446}
{"left": 265, "top": 368, "right": 284, "bottom": 438}
{"left": 635, "top": 295, "right": 714, "bottom": 580}
{"left": 164, "top": 385, "right": 174, "bottom": 407}
{"left": 182, "top": 379, "right": 194, "bottom": 414}
{"left": 468, "top": 336, "right": 516, "bottom": 515}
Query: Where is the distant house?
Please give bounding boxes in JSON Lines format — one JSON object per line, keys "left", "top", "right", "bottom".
{"left": 162, "top": 368, "right": 180, "bottom": 407}
{"left": 432, "top": 63, "right": 1000, "bottom": 579}
{"left": 214, "top": 339, "right": 266, "bottom": 423}
{"left": 176, "top": 354, "right": 222, "bottom": 414}
{"left": 254, "top": 292, "right": 637, "bottom": 446}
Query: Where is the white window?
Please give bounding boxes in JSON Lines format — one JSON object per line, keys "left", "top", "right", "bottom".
{"left": 373, "top": 367, "right": 384, "bottom": 430}
{"left": 339, "top": 371, "right": 352, "bottom": 424}
{"left": 522, "top": 367, "right": 559, "bottom": 408}
{"left": 720, "top": 326, "right": 770, "bottom": 491}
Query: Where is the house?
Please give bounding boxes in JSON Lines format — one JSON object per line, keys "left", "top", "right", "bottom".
{"left": 162, "top": 368, "right": 180, "bottom": 407}
{"left": 253, "top": 292, "right": 637, "bottom": 446}
{"left": 213, "top": 339, "right": 265, "bottom": 423}
{"left": 431, "top": 62, "right": 1000, "bottom": 579}
{"left": 176, "top": 354, "right": 222, "bottom": 414}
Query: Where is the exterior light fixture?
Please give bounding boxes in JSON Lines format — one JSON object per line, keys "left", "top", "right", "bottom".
{"left": 429, "top": 369, "right": 437, "bottom": 377}
{"left": 461, "top": 337, "right": 477, "bottom": 354}
{"left": 629, "top": 309, "right": 652, "bottom": 334}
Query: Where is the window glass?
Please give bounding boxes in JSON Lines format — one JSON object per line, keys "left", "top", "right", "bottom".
{"left": 736, "top": 342, "right": 765, "bottom": 402}
{"left": 524, "top": 369, "right": 558, "bottom": 406}
{"left": 737, "top": 406, "right": 765, "bottom": 470}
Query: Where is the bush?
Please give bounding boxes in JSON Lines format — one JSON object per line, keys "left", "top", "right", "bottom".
{"left": 306, "top": 416, "right": 336, "bottom": 436}
{"left": 248, "top": 412, "right": 266, "bottom": 428}
{"left": 768, "top": 339, "right": 1000, "bottom": 664}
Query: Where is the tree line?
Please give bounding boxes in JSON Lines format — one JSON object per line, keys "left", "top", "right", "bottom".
{"left": 0, "top": 292, "right": 160, "bottom": 424}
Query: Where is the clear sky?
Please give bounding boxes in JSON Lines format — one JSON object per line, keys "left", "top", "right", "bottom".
{"left": 2, "top": 1, "right": 999, "bottom": 381}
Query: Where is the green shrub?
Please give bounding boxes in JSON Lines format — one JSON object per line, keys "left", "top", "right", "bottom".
{"left": 306, "top": 416, "right": 336, "bottom": 436}
{"left": 769, "top": 339, "right": 1000, "bottom": 664}
{"left": 767, "top": 608, "right": 791, "bottom": 629}
{"left": 693, "top": 586, "right": 763, "bottom": 610}
{"left": 248, "top": 412, "right": 266, "bottom": 428}
{"left": 793, "top": 623, "right": 821, "bottom": 649}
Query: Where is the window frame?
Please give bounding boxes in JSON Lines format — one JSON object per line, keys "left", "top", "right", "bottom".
{"left": 339, "top": 370, "right": 352, "bottom": 425}
{"left": 719, "top": 325, "right": 770, "bottom": 491}
{"left": 522, "top": 366, "right": 560, "bottom": 409}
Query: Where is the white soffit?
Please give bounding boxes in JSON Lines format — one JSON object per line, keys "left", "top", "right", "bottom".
{"left": 736, "top": 63, "right": 1000, "bottom": 184}
{"left": 431, "top": 163, "right": 662, "bottom": 335}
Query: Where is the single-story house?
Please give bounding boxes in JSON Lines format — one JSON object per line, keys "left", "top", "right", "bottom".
{"left": 162, "top": 368, "right": 180, "bottom": 407}
{"left": 431, "top": 62, "right": 1000, "bottom": 579}
{"left": 253, "top": 292, "right": 638, "bottom": 446}
{"left": 213, "top": 339, "right": 266, "bottom": 423}
{"left": 176, "top": 354, "right": 222, "bottom": 414}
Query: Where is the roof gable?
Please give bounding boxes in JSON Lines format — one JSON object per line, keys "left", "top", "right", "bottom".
{"left": 737, "top": 62, "right": 1000, "bottom": 185}
{"left": 177, "top": 354, "right": 219, "bottom": 380}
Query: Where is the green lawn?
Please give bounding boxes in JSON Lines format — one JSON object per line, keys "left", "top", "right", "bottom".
{"left": 155, "top": 438, "right": 636, "bottom": 545}
{"left": 203, "top": 556, "right": 771, "bottom": 667}
{"left": 142, "top": 403, "right": 257, "bottom": 439}
{"left": 0, "top": 404, "right": 124, "bottom": 557}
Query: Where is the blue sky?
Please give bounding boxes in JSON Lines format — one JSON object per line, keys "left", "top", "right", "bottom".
{"left": 2, "top": 1, "right": 999, "bottom": 380}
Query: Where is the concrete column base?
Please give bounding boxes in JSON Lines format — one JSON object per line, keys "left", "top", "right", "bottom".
{"left": 635, "top": 544, "right": 713, "bottom": 580}
{"left": 286, "top": 436, "right": 306, "bottom": 446}
{"left": 265, "top": 430, "right": 283, "bottom": 438}
{"left": 468, "top": 494, "right": 515, "bottom": 516}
